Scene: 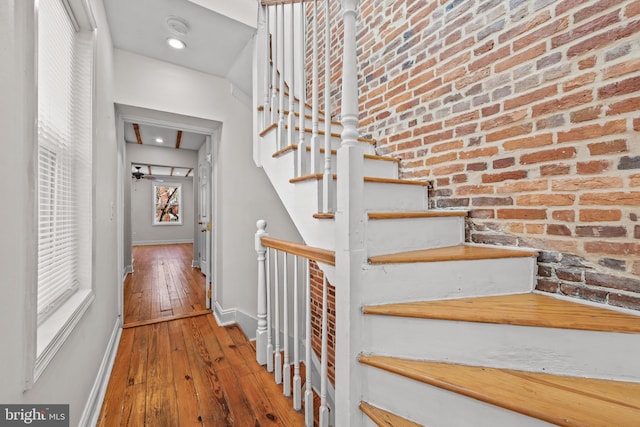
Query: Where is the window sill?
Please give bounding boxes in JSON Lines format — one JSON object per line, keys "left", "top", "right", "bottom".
{"left": 35, "top": 289, "right": 94, "bottom": 382}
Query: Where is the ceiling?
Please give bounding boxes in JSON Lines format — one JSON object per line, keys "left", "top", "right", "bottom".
{"left": 106, "top": 0, "right": 254, "bottom": 179}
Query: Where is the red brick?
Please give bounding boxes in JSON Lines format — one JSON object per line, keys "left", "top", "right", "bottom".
{"left": 497, "top": 180, "right": 549, "bottom": 193}
{"left": 563, "top": 73, "right": 597, "bottom": 92}
{"left": 504, "top": 85, "right": 558, "bottom": 111}
{"left": 577, "top": 160, "right": 610, "bottom": 174}
{"left": 551, "top": 11, "right": 620, "bottom": 49}
{"left": 599, "top": 76, "right": 640, "bottom": 99}
{"left": 585, "top": 241, "right": 640, "bottom": 255}
{"left": 459, "top": 146, "right": 499, "bottom": 160}
{"left": 425, "top": 151, "right": 457, "bottom": 165}
{"left": 455, "top": 123, "right": 478, "bottom": 136}
{"left": 548, "top": 224, "right": 572, "bottom": 236}
{"left": 635, "top": 118, "right": 640, "bottom": 131}
{"left": 423, "top": 130, "right": 454, "bottom": 145}
{"left": 457, "top": 185, "right": 495, "bottom": 195}
{"left": 556, "top": 0, "right": 585, "bottom": 16}
{"left": 578, "top": 56, "right": 597, "bottom": 70}
{"left": 493, "top": 157, "right": 515, "bottom": 169}
{"left": 497, "top": 208, "right": 547, "bottom": 220}
{"left": 499, "top": 11, "right": 552, "bottom": 45}
{"left": 571, "top": 106, "right": 601, "bottom": 123}
{"left": 486, "top": 123, "right": 533, "bottom": 143}
{"left": 576, "top": 225, "right": 627, "bottom": 237}
{"left": 532, "top": 90, "right": 593, "bottom": 117}
{"left": 517, "top": 194, "right": 575, "bottom": 206}
{"left": 469, "top": 209, "right": 495, "bottom": 219}
{"left": 433, "top": 163, "right": 465, "bottom": 175}
{"left": 431, "top": 140, "right": 464, "bottom": 153}
{"left": 512, "top": 17, "right": 570, "bottom": 52}
{"left": 579, "top": 209, "right": 622, "bottom": 221}
{"left": 541, "top": 164, "right": 571, "bottom": 176}
{"left": 557, "top": 120, "right": 627, "bottom": 143}
{"left": 495, "top": 43, "right": 546, "bottom": 73}
{"left": 482, "top": 109, "right": 528, "bottom": 130}
{"left": 603, "top": 58, "right": 640, "bottom": 80}
{"left": 469, "top": 45, "right": 511, "bottom": 72}
{"left": 606, "top": 96, "right": 640, "bottom": 116}
{"left": 503, "top": 134, "right": 553, "bottom": 151}
{"left": 520, "top": 147, "right": 576, "bottom": 165}
{"left": 588, "top": 139, "right": 628, "bottom": 155}
{"left": 580, "top": 191, "right": 640, "bottom": 206}
{"left": 466, "top": 162, "right": 487, "bottom": 172}
{"left": 481, "top": 104, "right": 500, "bottom": 117}
{"left": 628, "top": 0, "right": 640, "bottom": 17}
{"left": 482, "top": 170, "right": 528, "bottom": 183}
{"left": 552, "top": 210, "right": 575, "bottom": 222}
{"left": 609, "top": 293, "right": 640, "bottom": 311}
{"left": 444, "top": 111, "right": 480, "bottom": 127}
{"left": 553, "top": 177, "right": 624, "bottom": 191}
{"left": 568, "top": 19, "right": 640, "bottom": 58}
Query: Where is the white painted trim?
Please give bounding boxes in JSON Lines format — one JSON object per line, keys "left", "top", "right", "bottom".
{"left": 123, "top": 264, "right": 133, "bottom": 279}
{"left": 213, "top": 301, "right": 236, "bottom": 326}
{"left": 79, "top": 318, "right": 122, "bottom": 427}
{"left": 192, "top": 260, "right": 200, "bottom": 268}
{"left": 235, "top": 309, "right": 258, "bottom": 340}
{"left": 132, "top": 239, "right": 194, "bottom": 246}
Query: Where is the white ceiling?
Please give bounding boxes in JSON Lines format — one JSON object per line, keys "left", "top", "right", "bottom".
{"left": 124, "top": 122, "right": 207, "bottom": 150}
{"left": 132, "top": 164, "right": 192, "bottom": 179}
{"left": 103, "top": 0, "right": 257, "bottom": 96}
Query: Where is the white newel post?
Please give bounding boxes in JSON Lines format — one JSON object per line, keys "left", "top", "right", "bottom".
{"left": 335, "top": 0, "right": 366, "bottom": 425}
{"left": 255, "top": 220, "right": 269, "bottom": 365}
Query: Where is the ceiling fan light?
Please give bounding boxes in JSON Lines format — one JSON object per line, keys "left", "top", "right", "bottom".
{"left": 167, "top": 38, "right": 186, "bottom": 50}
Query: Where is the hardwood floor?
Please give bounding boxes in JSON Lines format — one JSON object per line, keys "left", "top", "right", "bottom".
{"left": 100, "top": 244, "right": 307, "bottom": 426}
{"left": 124, "top": 244, "right": 207, "bottom": 327}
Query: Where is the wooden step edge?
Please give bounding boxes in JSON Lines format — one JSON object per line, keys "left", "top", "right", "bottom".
{"left": 284, "top": 109, "right": 341, "bottom": 126}
{"left": 359, "top": 401, "right": 423, "bottom": 427}
{"left": 294, "top": 126, "right": 376, "bottom": 145}
{"left": 364, "top": 153, "right": 401, "bottom": 163}
{"left": 368, "top": 210, "right": 467, "bottom": 220}
{"left": 364, "top": 176, "right": 432, "bottom": 187}
{"left": 368, "top": 244, "right": 538, "bottom": 265}
{"left": 272, "top": 144, "right": 298, "bottom": 158}
{"left": 362, "top": 293, "right": 640, "bottom": 334}
{"left": 313, "top": 212, "right": 335, "bottom": 220}
{"left": 259, "top": 122, "right": 278, "bottom": 137}
{"left": 289, "top": 173, "right": 325, "bottom": 184}
{"left": 358, "top": 355, "right": 640, "bottom": 427}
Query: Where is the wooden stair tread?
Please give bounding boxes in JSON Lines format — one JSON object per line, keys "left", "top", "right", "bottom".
{"left": 368, "top": 210, "right": 467, "bottom": 219}
{"left": 359, "top": 355, "right": 640, "bottom": 427}
{"left": 363, "top": 293, "right": 640, "bottom": 333}
{"left": 368, "top": 244, "right": 537, "bottom": 264}
{"left": 313, "top": 212, "right": 335, "bottom": 219}
{"left": 359, "top": 401, "right": 423, "bottom": 427}
{"left": 290, "top": 174, "right": 430, "bottom": 186}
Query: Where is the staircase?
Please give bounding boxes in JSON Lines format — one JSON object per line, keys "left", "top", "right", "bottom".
{"left": 251, "top": 1, "right": 640, "bottom": 426}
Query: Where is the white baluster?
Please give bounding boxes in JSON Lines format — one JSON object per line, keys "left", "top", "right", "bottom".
{"left": 263, "top": 5, "right": 271, "bottom": 129}
{"left": 288, "top": 2, "right": 296, "bottom": 172}
{"left": 283, "top": 252, "right": 291, "bottom": 396}
{"left": 323, "top": 0, "right": 333, "bottom": 213}
{"left": 293, "top": 255, "right": 302, "bottom": 410}
{"left": 266, "top": 248, "right": 274, "bottom": 372}
{"left": 277, "top": 3, "right": 286, "bottom": 150}
{"left": 319, "top": 275, "right": 329, "bottom": 427}
{"left": 271, "top": 5, "right": 278, "bottom": 126}
{"left": 297, "top": 0, "right": 307, "bottom": 177}
{"left": 274, "top": 250, "right": 282, "bottom": 384}
{"left": 310, "top": 0, "right": 321, "bottom": 173}
{"left": 255, "top": 220, "right": 268, "bottom": 365}
{"left": 304, "top": 259, "right": 314, "bottom": 426}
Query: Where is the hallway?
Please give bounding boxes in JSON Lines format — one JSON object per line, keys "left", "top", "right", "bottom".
{"left": 98, "top": 244, "right": 306, "bottom": 426}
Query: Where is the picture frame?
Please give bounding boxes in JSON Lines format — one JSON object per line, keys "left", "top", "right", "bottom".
{"left": 153, "top": 182, "right": 182, "bottom": 225}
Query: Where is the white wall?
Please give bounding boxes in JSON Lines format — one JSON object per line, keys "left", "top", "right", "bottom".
{"left": 114, "top": 49, "right": 301, "bottom": 326}
{"left": 0, "top": 0, "right": 119, "bottom": 424}
{"left": 126, "top": 142, "right": 197, "bottom": 245}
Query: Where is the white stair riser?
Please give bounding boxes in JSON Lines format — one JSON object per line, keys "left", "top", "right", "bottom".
{"left": 366, "top": 217, "right": 465, "bottom": 256}
{"left": 364, "top": 182, "right": 428, "bottom": 211}
{"left": 363, "top": 316, "right": 640, "bottom": 382}
{"left": 261, "top": 131, "right": 334, "bottom": 248}
{"left": 361, "top": 257, "right": 536, "bottom": 305}
{"left": 297, "top": 149, "right": 398, "bottom": 179}
{"left": 361, "top": 365, "right": 554, "bottom": 427}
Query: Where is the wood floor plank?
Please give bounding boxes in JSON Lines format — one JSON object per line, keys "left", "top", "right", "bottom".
{"left": 145, "top": 322, "right": 179, "bottom": 427}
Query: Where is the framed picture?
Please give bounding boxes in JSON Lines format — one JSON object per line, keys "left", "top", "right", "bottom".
{"left": 153, "top": 182, "right": 182, "bottom": 225}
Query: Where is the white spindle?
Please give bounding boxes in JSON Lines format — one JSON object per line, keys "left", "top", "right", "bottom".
{"left": 293, "top": 255, "right": 301, "bottom": 410}
{"left": 263, "top": 5, "right": 271, "bottom": 129}
{"left": 255, "top": 220, "right": 268, "bottom": 365}
{"left": 297, "top": 0, "right": 307, "bottom": 177}
{"left": 274, "top": 250, "right": 282, "bottom": 384}
{"left": 283, "top": 253, "right": 291, "bottom": 396}
{"left": 304, "top": 259, "right": 314, "bottom": 426}
{"left": 310, "top": 0, "right": 321, "bottom": 173}
{"left": 271, "top": 5, "right": 278, "bottom": 126}
{"left": 266, "top": 248, "right": 274, "bottom": 372}
{"left": 322, "top": 0, "right": 333, "bottom": 213}
{"left": 278, "top": 3, "right": 286, "bottom": 150}
{"left": 319, "top": 275, "right": 329, "bottom": 427}
{"left": 288, "top": 3, "right": 296, "bottom": 167}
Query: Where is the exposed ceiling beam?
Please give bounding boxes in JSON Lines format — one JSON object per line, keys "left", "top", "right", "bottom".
{"left": 175, "top": 130, "right": 183, "bottom": 149}
{"left": 147, "top": 166, "right": 152, "bottom": 175}
{"left": 186, "top": 168, "right": 193, "bottom": 177}
{"left": 170, "top": 167, "right": 175, "bottom": 176}
{"left": 133, "top": 123, "right": 143, "bottom": 144}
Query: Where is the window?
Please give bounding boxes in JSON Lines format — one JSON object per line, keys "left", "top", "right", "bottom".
{"left": 33, "top": 0, "right": 95, "bottom": 383}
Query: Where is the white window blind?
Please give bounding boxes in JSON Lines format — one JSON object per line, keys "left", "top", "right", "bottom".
{"left": 37, "top": 0, "right": 93, "bottom": 325}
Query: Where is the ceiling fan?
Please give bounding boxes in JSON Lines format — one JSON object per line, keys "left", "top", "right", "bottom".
{"left": 132, "top": 166, "right": 156, "bottom": 180}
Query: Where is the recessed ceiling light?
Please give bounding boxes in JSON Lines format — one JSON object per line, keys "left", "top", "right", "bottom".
{"left": 167, "top": 38, "right": 186, "bottom": 49}
{"left": 155, "top": 137, "right": 164, "bottom": 143}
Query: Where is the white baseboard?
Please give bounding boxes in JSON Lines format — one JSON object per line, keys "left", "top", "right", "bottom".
{"left": 212, "top": 302, "right": 258, "bottom": 340}
{"left": 132, "top": 239, "right": 194, "bottom": 246}
{"left": 79, "top": 317, "right": 122, "bottom": 427}
{"left": 123, "top": 264, "right": 133, "bottom": 280}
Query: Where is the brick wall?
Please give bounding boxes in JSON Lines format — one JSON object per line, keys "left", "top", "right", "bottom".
{"left": 309, "top": 261, "right": 336, "bottom": 383}
{"left": 311, "top": 0, "right": 640, "bottom": 310}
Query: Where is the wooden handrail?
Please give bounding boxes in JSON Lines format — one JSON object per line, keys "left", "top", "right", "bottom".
{"left": 261, "top": 236, "right": 335, "bottom": 265}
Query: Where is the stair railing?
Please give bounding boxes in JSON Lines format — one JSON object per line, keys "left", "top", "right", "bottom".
{"left": 255, "top": 220, "right": 336, "bottom": 426}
